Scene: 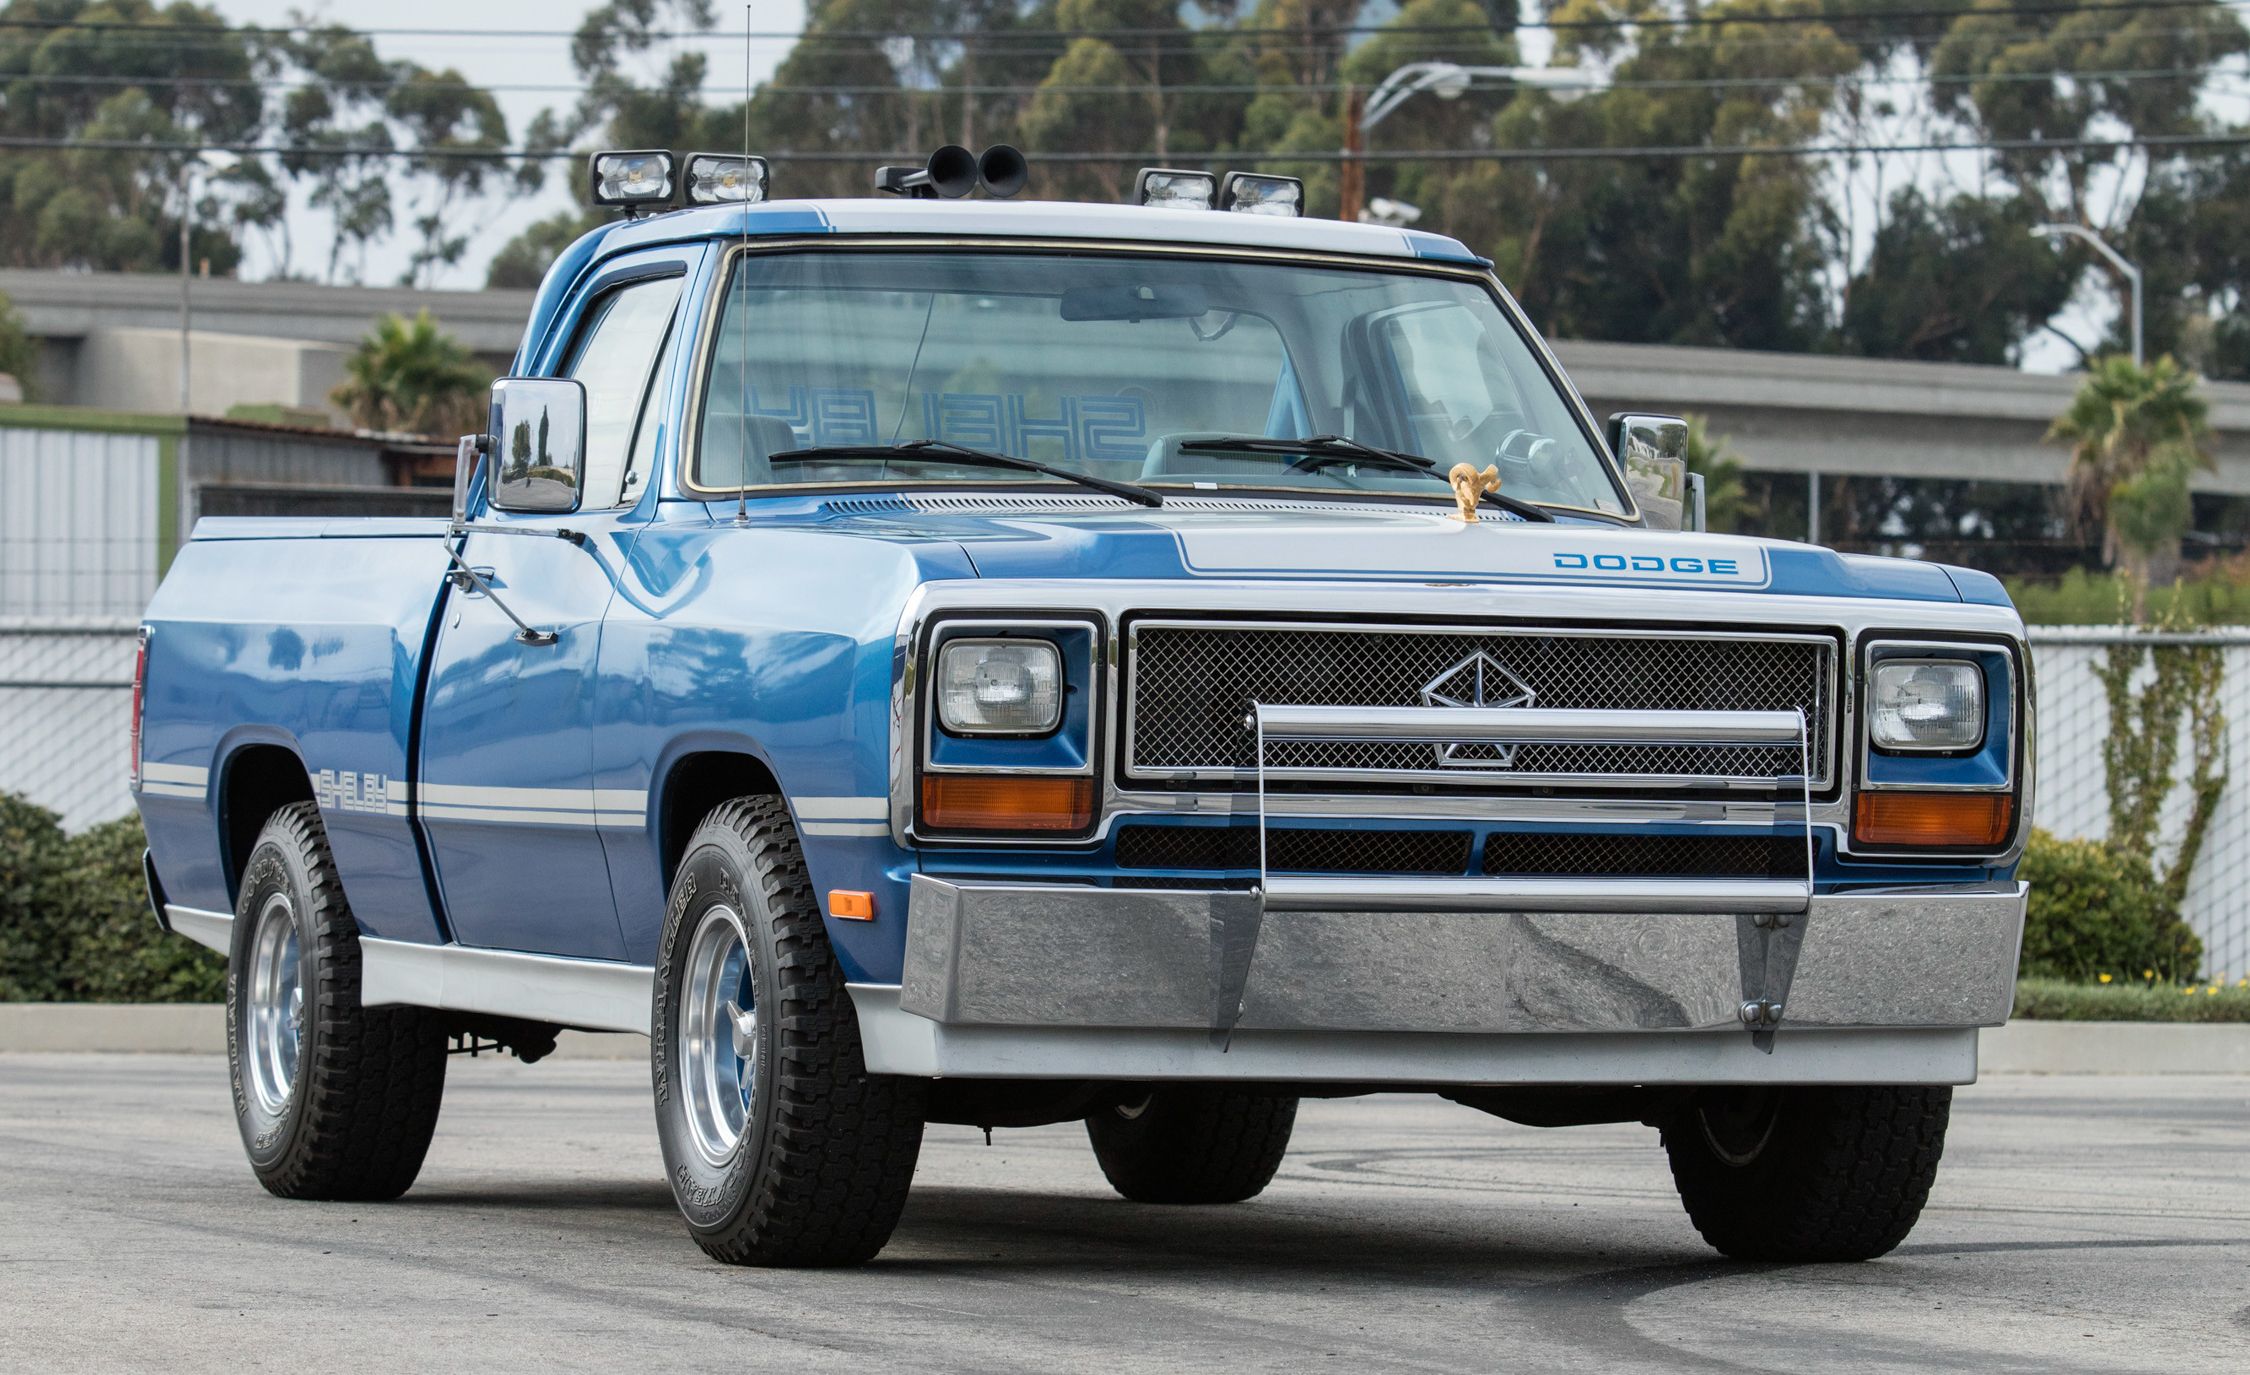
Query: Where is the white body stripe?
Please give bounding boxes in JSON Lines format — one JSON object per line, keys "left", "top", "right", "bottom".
{"left": 795, "top": 796, "right": 889, "bottom": 820}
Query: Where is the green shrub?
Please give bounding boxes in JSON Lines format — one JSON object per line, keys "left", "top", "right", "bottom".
{"left": 2014, "top": 976, "right": 2250, "bottom": 1022}
{"left": 2005, "top": 565, "right": 2250, "bottom": 626}
{"left": 0, "top": 793, "right": 224, "bottom": 1002}
{"left": 2017, "top": 829, "right": 2201, "bottom": 982}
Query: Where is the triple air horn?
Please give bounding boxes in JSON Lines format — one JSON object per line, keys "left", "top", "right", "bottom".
{"left": 876, "top": 144, "right": 1028, "bottom": 200}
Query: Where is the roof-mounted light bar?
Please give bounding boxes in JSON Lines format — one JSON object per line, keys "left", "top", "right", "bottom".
{"left": 685, "top": 152, "right": 769, "bottom": 205}
{"left": 589, "top": 149, "right": 676, "bottom": 210}
{"left": 1133, "top": 167, "right": 1215, "bottom": 211}
{"left": 1133, "top": 167, "right": 1304, "bottom": 217}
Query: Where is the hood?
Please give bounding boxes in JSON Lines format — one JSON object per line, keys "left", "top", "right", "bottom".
{"left": 790, "top": 495, "right": 1973, "bottom": 603}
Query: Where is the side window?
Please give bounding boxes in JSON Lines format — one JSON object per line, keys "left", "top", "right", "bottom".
{"left": 562, "top": 274, "right": 685, "bottom": 509}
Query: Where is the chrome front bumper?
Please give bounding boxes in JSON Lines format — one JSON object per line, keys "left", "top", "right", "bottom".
{"left": 847, "top": 876, "right": 2025, "bottom": 1086}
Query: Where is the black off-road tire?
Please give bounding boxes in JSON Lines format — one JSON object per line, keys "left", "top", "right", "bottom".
{"left": 226, "top": 802, "right": 448, "bottom": 1201}
{"left": 651, "top": 797, "right": 926, "bottom": 1267}
{"left": 1086, "top": 1087, "right": 1298, "bottom": 1205}
{"left": 1660, "top": 1084, "right": 1951, "bottom": 1262}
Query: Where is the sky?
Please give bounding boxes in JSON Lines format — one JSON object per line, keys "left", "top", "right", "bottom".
{"left": 198, "top": 1, "right": 2156, "bottom": 373}
{"left": 210, "top": 0, "right": 807, "bottom": 291}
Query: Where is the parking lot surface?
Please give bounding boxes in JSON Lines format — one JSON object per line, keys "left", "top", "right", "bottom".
{"left": 2, "top": 1054, "right": 2244, "bottom": 1373}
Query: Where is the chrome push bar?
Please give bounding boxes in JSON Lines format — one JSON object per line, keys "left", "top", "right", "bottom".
{"left": 1251, "top": 703, "right": 1817, "bottom": 915}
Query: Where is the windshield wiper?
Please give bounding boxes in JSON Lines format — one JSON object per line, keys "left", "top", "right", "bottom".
{"left": 1176, "top": 434, "right": 1557, "bottom": 522}
{"left": 769, "top": 438, "right": 1163, "bottom": 507}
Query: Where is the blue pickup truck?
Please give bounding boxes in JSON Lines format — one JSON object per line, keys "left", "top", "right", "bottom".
{"left": 134, "top": 148, "right": 2029, "bottom": 1268}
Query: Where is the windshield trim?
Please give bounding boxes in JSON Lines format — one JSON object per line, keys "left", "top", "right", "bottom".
{"left": 671, "top": 236, "right": 1639, "bottom": 524}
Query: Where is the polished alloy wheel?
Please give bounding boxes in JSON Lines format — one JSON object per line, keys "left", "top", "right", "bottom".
{"left": 680, "top": 904, "right": 757, "bottom": 1167}
{"left": 245, "top": 891, "right": 303, "bottom": 1116}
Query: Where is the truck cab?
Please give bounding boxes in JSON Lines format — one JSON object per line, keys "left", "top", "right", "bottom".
{"left": 134, "top": 149, "right": 2029, "bottom": 1267}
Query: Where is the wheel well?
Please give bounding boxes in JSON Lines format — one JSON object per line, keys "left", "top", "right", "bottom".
{"left": 220, "top": 745, "right": 315, "bottom": 898}
{"left": 658, "top": 750, "right": 781, "bottom": 883}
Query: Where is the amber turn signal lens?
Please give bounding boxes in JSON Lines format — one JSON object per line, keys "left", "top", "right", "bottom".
{"left": 921, "top": 774, "right": 1095, "bottom": 832}
{"left": 828, "top": 890, "right": 876, "bottom": 921}
{"left": 1853, "top": 792, "right": 2013, "bottom": 848}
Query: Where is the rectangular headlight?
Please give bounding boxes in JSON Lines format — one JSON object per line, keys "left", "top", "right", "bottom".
{"left": 1134, "top": 167, "right": 1215, "bottom": 210}
{"left": 589, "top": 149, "right": 676, "bottom": 206}
{"left": 1869, "top": 659, "right": 1984, "bottom": 751}
{"left": 685, "top": 152, "right": 769, "bottom": 204}
{"left": 937, "top": 639, "right": 1063, "bottom": 735}
{"left": 1219, "top": 171, "right": 1304, "bottom": 217}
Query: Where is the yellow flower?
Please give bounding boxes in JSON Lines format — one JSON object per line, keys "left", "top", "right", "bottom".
{"left": 2144, "top": 969, "right": 2157, "bottom": 980}
{"left": 2238, "top": 978, "right": 2247, "bottom": 988}
{"left": 2208, "top": 987, "right": 2219, "bottom": 997}
{"left": 2183, "top": 986, "right": 2197, "bottom": 996}
{"left": 2098, "top": 972, "right": 2114, "bottom": 984}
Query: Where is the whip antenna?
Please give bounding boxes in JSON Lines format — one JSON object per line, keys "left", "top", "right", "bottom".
{"left": 733, "top": 3, "right": 752, "bottom": 528}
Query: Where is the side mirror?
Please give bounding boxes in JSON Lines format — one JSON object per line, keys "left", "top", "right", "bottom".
{"left": 487, "top": 377, "right": 588, "bottom": 514}
{"left": 1608, "top": 412, "right": 1694, "bottom": 532}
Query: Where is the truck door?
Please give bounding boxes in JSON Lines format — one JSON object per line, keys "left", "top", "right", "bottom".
{"left": 416, "top": 253, "right": 691, "bottom": 960}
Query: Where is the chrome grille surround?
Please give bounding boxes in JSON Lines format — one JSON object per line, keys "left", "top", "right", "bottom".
{"left": 1125, "top": 620, "right": 1839, "bottom": 792}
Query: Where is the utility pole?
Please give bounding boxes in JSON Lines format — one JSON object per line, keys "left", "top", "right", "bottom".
{"left": 1339, "top": 85, "right": 1365, "bottom": 223}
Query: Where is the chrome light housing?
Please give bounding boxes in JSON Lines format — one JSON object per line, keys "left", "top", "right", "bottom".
{"left": 937, "top": 639, "right": 1064, "bottom": 735}
{"left": 1868, "top": 659, "right": 1984, "bottom": 751}
{"left": 589, "top": 149, "right": 676, "bottom": 207}
{"left": 685, "top": 153, "right": 769, "bottom": 204}
{"left": 1134, "top": 167, "right": 1216, "bottom": 211}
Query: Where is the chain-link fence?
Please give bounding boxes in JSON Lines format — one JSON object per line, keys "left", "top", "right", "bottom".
{"left": 0, "top": 620, "right": 138, "bottom": 832}
{"left": 4, "top": 619, "right": 2245, "bottom": 977}
{"left": 2029, "top": 627, "right": 2250, "bottom": 981}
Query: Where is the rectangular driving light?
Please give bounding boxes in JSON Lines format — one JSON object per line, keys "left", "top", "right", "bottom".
{"left": 588, "top": 149, "right": 676, "bottom": 208}
{"left": 1854, "top": 792, "right": 2013, "bottom": 849}
{"left": 1134, "top": 167, "right": 1216, "bottom": 210}
{"left": 1219, "top": 171, "right": 1304, "bottom": 217}
{"left": 685, "top": 152, "right": 769, "bottom": 204}
{"left": 1869, "top": 659, "right": 1984, "bottom": 751}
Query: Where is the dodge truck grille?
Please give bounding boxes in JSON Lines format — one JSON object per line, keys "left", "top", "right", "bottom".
{"left": 1124, "top": 622, "right": 1836, "bottom": 791}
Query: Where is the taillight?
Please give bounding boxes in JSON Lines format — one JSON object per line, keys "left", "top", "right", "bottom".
{"left": 128, "top": 625, "right": 150, "bottom": 790}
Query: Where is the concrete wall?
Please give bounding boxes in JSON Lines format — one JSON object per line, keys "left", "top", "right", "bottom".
{"left": 73, "top": 328, "right": 350, "bottom": 423}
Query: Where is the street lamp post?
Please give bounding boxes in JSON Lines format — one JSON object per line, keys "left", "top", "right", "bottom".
{"left": 2030, "top": 222, "right": 2144, "bottom": 368}
{"left": 1343, "top": 61, "right": 1602, "bottom": 221}
{"left": 1362, "top": 60, "right": 1600, "bottom": 131}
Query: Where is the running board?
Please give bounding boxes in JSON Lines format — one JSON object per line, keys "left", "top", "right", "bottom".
{"left": 159, "top": 906, "right": 652, "bottom": 1035}
{"left": 358, "top": 939, "right": 653, "bottom": 1035}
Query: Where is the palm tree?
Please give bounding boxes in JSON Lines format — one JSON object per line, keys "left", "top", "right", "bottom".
{"left": 331, "top": 310, "right": 488, "bottom": 437}
{"left": 2047, "top": 355, "right": 2213, "bottom": 616}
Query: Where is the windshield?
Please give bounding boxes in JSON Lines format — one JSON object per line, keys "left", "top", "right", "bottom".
{"left": 691, "top": 248, "right": 1629, "bottom": 516}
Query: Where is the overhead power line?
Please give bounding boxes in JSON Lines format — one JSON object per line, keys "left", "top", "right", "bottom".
{"left": 0, "top": 0, "right": 2242, "bottom": 43}
{"left": 5, "top": 131, "right": 2243, "bottom": 165}
{"left": 2, "top": 62, "right": 2242, "bottom": 100}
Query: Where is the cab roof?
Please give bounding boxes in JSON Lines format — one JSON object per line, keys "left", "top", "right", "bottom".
{"left": 515, "top": 196, "right": 1486, "bottom": 370}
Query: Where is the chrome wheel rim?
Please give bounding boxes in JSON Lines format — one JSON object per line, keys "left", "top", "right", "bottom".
{"left": 680, "top": 905, "right": 757, "bottom": 1168}
{"left": 245, "top": 892, "right": 303, "bottom": 1117}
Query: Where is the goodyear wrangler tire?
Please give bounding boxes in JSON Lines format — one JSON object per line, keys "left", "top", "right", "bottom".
{"left": 226, "top": 802, "right": 448, "bottom": 1201}
{"left": 652, "top": 797, "right": 925, "bottom": 1267}
{"left": 1660, "top": 1084, "right": 1952, "bottom": 1262}
{"left": 1086, "top": 1087, "right": 1298, "bottom": 1205}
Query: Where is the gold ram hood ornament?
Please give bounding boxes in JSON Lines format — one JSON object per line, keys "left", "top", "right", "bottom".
{"left": 1447, "top": 462, "right": 1502, "bottom": 522}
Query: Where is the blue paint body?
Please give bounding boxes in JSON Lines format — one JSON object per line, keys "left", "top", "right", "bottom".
{"left": 134, "top": 198, "right": 2026, "bottom": 990}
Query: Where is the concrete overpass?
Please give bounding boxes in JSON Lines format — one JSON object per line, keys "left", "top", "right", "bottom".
{"left": 5, "top": 268, "right": 2247, "bottom": 504}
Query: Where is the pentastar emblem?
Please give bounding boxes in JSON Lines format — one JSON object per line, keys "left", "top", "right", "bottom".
{"left": 1420, "top": 650, "right": 1536, "bottom": 766}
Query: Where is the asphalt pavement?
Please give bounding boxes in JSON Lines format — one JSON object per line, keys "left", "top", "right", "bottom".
{"left": 2, "top": 1054, "right": 2244, "bottom": 1373}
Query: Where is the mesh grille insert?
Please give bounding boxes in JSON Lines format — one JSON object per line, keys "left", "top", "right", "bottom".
{"left": 1126, "top": 623, "right": 1833, "bottom": 790}
{"left": 1483, "top": 832, "right": 1806, "bottom": 878}
{"left": 1114, "top": 825, "right": 1472, "bottom": 875}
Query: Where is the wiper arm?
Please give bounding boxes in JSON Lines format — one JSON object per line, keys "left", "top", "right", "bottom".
{"left": 1177, "top": 435, "right": 1557, "bottom": 522}
{"left": 770, "top": 438, "right": 1163, "bottom": 507}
